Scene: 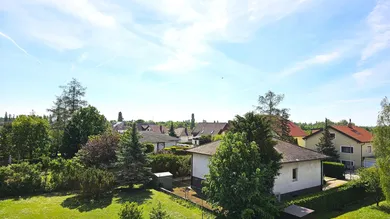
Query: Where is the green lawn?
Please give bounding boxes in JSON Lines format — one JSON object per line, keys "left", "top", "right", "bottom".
{"left": 334, "top": 201, "right": 390, "bottom": 219}
{"left": 0, "top": 189, "right": 214, "bottom": 219}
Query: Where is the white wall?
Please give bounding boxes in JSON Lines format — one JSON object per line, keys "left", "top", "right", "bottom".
{"left": 154, "top": 141, "right": 178, "bottom": 153}
{"left": 273, "top": 160, "right": 321, "bottom": 194}
{"left": 192, "top": 153, "right": 210, "bottom": 179}
{"left": 192, "top": 154, "right": 322, "bottom": 195}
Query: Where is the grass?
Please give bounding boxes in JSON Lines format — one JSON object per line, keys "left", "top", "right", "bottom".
{"left": 0, "top": 189, "right": 215, "bottom": 219}
{"left": 334, "top": 201, "right": 390, "bottom": 219}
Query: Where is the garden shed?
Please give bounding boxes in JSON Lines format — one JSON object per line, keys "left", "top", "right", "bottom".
{"left": 153, "top": 172, "right": 173, "bottom": 190}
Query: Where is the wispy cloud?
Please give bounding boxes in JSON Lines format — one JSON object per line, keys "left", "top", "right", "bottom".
{"left": 361, "top": 0, "right": 390, "bottom": 61}
{"left": 352, "top": 69, "right": 373, "bottom": 85}
{"left": 95, "top": 55, "right": 118, "bottom": 68}
{"left": 77, "top": 52, "right": 88, "bottom": 63}
{"left": 0, "top": 31, "right": 41, "bottom": 64}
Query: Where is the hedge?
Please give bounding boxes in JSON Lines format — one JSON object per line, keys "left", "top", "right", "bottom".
{"left": 149, "top": 154, "right": 191, "bottom": 177}
{"left": 286, "top": 182, "right": 372, "bottom": 213}
{"left": 323, "top": 161, "right": 345, "bottom": 179}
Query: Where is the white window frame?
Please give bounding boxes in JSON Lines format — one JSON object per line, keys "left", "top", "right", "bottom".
{"left": 292, "top": 168, "right": 298, "bottom": 182}
{"left": 367, "top": 145, "right": 372, "bottom": 154}
{"left": 341, "top": 160, "right": 354, "bottom": 168}
{"left": 329, "top": 132, "right": 336, "bottom": 140}
{"left": 340, "top": 145, "right": 354, "bottom": 154}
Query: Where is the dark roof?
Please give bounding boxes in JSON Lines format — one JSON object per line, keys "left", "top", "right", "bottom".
{"left": 303, "top": 126, "right": 373, "bottom": 143}
{"left": 113, "top": 122, "right": 126, "bottom": 131}
{"left": 174, "top": 127, "right": 190, "bottom": 137}
{"left": 136, "top": 124, "right": 168, "bottom": 134}
{"left": 187, "top": 139, "right": 327, "bottom": 163}
{"left": 192, "top": 122, "right": 228, "bottom": 137}
{"left": 139, "top": 131, "right": 179, "bottom": 143}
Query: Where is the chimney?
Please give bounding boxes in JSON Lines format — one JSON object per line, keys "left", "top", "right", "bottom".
{"left": 348, "top": 119, "right": 352, "bottom": 128}
{"left": 160, "top": 125, "right": 163, "bottom": 133}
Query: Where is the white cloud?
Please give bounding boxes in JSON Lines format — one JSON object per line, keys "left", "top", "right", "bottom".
{"left": 361, "top": 0, "right": 390, "bottom": 61}
{"left": 352, "top": 69, "right": 373, "bottom": 85}
{"left": 0, "top": 31, "right": 41, "bottom": 64}
{"left": 77, "top": 52, "right": 88, "bottom": 63}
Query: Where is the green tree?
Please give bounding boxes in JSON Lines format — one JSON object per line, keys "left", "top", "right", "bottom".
{"left": 202, "top": 133, "right": 279, "bottom": 218}
{"left": 256, "top": 90, "right": 284, "bottom": 115}
{"left": 150, "top": 202, "right": 170, "bottom": 219}
{"left": 0, "top": 123, "right": 13, "bottom": 161}
{"left": 61, "top": 78, "right": 88, "bottom": 114}
{"left": 358, "top": 167, "right": 383, "bottom": 206}
{"left": 316, "top": 118, "right": 339, "bottom": 161}
{"left": 190, "top": 113, "right": 195, "bottom": 130}
{"left": 116, "top": 123, "right": 151, "bottom": 188}
{"left": 11, "top": 115, "right": 50, "bottom": 160}
{"left": 61, "top": 106, "right": 108, "bottom": 158}
{"left": 4, "top": 112, "right": 8, "bottom": 123}
{"left": 119, "top": 202, "right": 143, "bottom": 219}
{"left": 374, "top": 97, "right": 390, "bottom": 203}
{"left": 199, "top": 135, "right": 212, "bottom": 145}
{"left": 168, "top": 122, "right": 176, "bottom": 137}
{"left": 118, "top": 112, "right": 124, "bottom": 122}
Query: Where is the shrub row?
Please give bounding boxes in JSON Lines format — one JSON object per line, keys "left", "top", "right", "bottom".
{"left": 323, "top": 161, "right": 345, "bottom": 179}
{"left": 149, "top": 154, "right": 191, "bottom": 177}
{"left": 286, "top": 182, "right": 372, "bottom": 213}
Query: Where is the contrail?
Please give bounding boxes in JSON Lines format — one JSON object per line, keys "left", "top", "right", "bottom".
{"left": 0, "top": 31, "right": 42, "bottom": 64}
{"left": 95, "top": 55, "right": 117, "bottom": 68}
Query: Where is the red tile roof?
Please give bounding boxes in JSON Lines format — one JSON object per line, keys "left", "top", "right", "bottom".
{"left": 288, "top": 121, "right": 307, "bottom": 137}
{"left": 331, "top": 125, "right": 373, "bottom": 143}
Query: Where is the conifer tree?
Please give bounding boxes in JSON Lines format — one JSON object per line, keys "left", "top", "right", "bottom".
{"left": 118, "top": 112, "right": 124, "bottom": 122}
{"left": 4, "top": 112, "right": 8, "bottom": 122}
{"left": 316, "top": 118, "right": 339, "bottom": 161}
{"left": 190, "top": 113, "right": 195, "bottom": 130}
{"left": 168, "top": 122, "right": 176, "bottom": 137}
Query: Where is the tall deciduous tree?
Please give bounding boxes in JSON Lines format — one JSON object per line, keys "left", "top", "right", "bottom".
{"left": 190, "top": 113, "right": 195, "bottom": 130}
{"left": 229, "top": 112, "right": 282, "bottom": 189}
{"left": 116, "top": 123, "right": 151, "bottom": 188}
{"left": 374, "top": 96, "right": 390, "bottom": 202}
{"left": 118, "top": 112, "right": 124, "bottom": 122}
{"left": 168, "top": 122, "right": 176, "bottom": 137}
{"left": 11, "top": 115, "right": 50, "bottom": 160}
{"left": 61, "top": 106, "right": 108, "bottom": 158}
{"left": 0, "top": 123, "right": 13, "bottom": 161}
{"left": 316, "top": 118, "right": 339, "bottom": 161}
{"left": 203, "top": 133, "right": 279, "bottom": 218}
{"left": 61, "top": 78, "right": 88, "bottom": 114}
{"left": 256, "top": 90, "right": 284, "bottom": 115}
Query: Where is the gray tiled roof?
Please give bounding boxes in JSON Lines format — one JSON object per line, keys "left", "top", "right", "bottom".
{"left": 192, "top": 123, "right": 228, "bottom": 137}
{"left": 139, "top": 131, "right": 179, "bottom": 143}
{"left": 174, "top": 127, "right": 190, "bottom": 137}
{"left": 187, "top": 139, "right": 328, "bottom": 163}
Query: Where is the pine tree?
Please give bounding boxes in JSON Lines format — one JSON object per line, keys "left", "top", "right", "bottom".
{"left": 190, "top": 113, "right": 195, "bottom": 130}
{"left": 168, "top": 122, "right": 176, "bottom": 137}
{"left": 118, "top": 112, "right": 124, "bottom": 122}
{"left": 4, "top": 112, "right": 8, "bottom": 122}
{"left": 116, "top": 123, "right": 151, "bottom": 188}
{"left": 316, "top": 118, "right": 339, "bottom": 161}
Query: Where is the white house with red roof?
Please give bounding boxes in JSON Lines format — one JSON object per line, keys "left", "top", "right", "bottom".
{"left": 304, "top": 120, "right": 374, "bottom": 168}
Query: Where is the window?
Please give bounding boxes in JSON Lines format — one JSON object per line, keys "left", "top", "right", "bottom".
{"left": 341, "top": 146, "right": 353, "bottom": 153}
{"left": 292, "top": 168, "right": 298, "bottom": 181}
{"left": 330, "top": 133, "right": 336, "bottom": 140}
{"left": 341, "top": 160, "right": 354, "bottom": 169}
{"left": 367, "top": 146, "right": 372, "bottom": 154}
{"left": 157, "top": 142, "right": 165, "bottom": 151}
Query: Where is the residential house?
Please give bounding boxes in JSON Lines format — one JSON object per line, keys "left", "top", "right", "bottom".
{"left": 174, "top": 127, "right": 192, "bottom": 143}
{"left": 139, "top": 131, "right": 179, "bottom": 153}
{"left": 288, "top": 121, "right": 307, "bottom": 147}
{"left": 136, "top": 124, "right": 168, "bottom": 134}
{"left": 191, "top": 122, "right": 229, "bottom": 145}
{"left": 113, "top": 121, "right": 127, "bottom": 133}
{"left": 304, "top": 120, "right": 374, "bottom": 168}
{"left": 187, "top": 139, "right": 327, "bottom": 200}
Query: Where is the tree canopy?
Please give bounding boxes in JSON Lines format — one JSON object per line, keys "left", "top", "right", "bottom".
{"left": 118, "top": 112, "right": 124, "bottom": 122}
{"left": 316, "top": 119, "right": 339, "bottom": 161}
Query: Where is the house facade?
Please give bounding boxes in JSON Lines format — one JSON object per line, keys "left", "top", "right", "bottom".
{"left": 288, "top": 121, "right": 307, "bottom": 147}
{"left": 188, "top": 139, "right": 327, "bottom": 200}
{"left": 139, "top": 131, "right": 179, "bottom": 153}
{"left": 304, "top": 123, "right": 374, "bottom": 168}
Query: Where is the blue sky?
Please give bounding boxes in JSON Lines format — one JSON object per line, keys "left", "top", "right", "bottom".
{"left": 1, "top": 0, "right": 390, "bottom": 125}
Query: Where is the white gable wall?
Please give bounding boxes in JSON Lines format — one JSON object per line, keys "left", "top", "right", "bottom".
{"left": 273, "top": 160, "right": 321, "bottom": 194}
{"left": 192, "top": 154, "right": 322, "bottom": 195}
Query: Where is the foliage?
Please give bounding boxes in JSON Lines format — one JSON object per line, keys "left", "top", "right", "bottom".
{"left": 374, "top": 97, "right": 390, "bottom": 203}
{"left": 190, "top": 113, "right": 195, "bottom": 130}
{"left": 256, "top": 90, "right": 285, "bottom": 115}
{"left": 203, "top": 132, "right": 279, "bottom": 218}
{"left": 118, "top": 112, "right": 124, "bottom": 122}
{"left": 287, "top": 182, "right": 371, "bottom": 214}
{"left": 199, "top": 135, "right": 212, "bottom": 145}
{"left": 323, "top": 162, "right": 345, "bottom": 179}
{"left": 76, "top": 130, "right": 119, "bottom": 168}
{"left": 0, "top": 162, "right": 43, "bottom": 197}
{"left": 47, "top": 158, "right": 83, "bottom": 191}
{"left": 150, "top": 202, "right": 170, "bottom": 219}
{"left": 61, "top": 106, "right": 108, "bottom": 158}
{"left": 12, "top": 115, "right": 50, "bottom": 160}
{"left": 149, "top": 154, "right": 190, "bottom": 177}
{"left": 358, "top": 167, "right": 383, "bottom": 206}
{"left": 79, "top": 167, "right": 115, "bottom": 198}
{"left": 116, "top": 123, "right": 151, "bottom": 188}
{"left": 0, "top": 123, "right": 13, "bottom": 162}
{"left": 211, "top": 134, "right": 223, "bottom": 141}
{"left": 295, "top": 119, "right": 360, "bottom": 132}
{"left": 316, "top": 119, "right": 339, "bottom": 161}
{"left": 119, "top": 202, "right": 143, "bottom": 219}
{"left": 168, "top": 122, "right": 177, "bottom": 137}
{"left": 144, "top": 142, "right": 155, "bottom": 154}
